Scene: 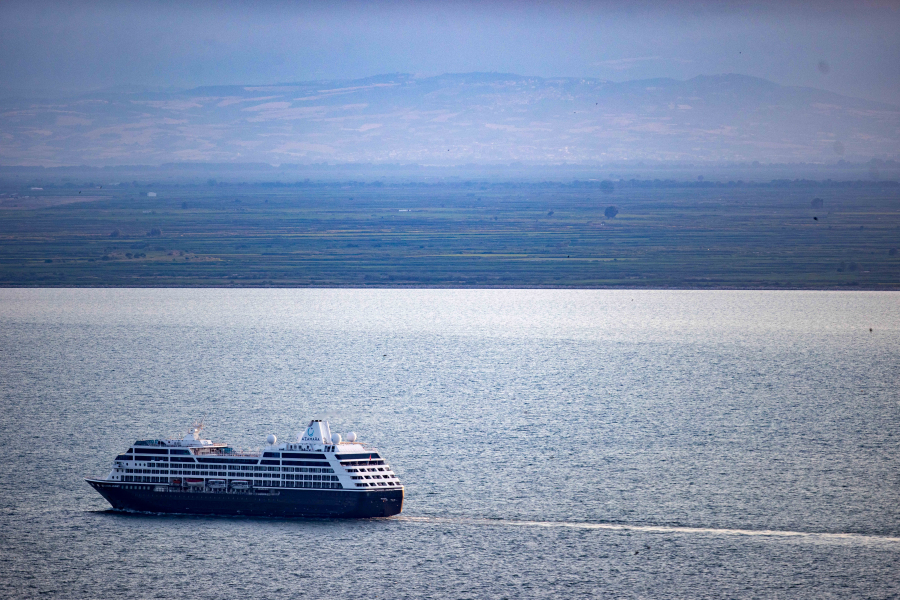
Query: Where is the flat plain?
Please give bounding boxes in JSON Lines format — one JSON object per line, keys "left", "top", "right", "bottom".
{"left": 1, "top": 179, "right": 898, "bottom": 288}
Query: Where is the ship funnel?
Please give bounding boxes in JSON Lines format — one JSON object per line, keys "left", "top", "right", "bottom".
{"left": 300, "top": 420, "right": 333, "bottom": 444}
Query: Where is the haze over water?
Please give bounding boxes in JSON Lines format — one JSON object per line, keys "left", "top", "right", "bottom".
{"left": 0, "top": 289, "right": 898, "bottom": 598}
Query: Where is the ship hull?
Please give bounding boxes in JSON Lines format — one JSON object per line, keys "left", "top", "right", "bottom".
{"left": 86, "top": 479, "right": 403, "bottom": 519}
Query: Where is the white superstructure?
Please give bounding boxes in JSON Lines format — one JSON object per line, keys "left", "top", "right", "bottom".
{"left": 104, "top": 420, "right": 402, "bottom": 492}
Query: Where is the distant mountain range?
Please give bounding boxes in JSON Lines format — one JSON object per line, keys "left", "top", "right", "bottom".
{"left": 1, "top": 73, "right": 897, "bottom": 166}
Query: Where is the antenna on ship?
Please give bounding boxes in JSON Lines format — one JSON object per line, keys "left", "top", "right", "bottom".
{"left": 185, "top": 416, "right": 207, "bottom": 441}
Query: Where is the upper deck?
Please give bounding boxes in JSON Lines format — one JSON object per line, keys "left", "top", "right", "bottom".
{"left": 130, "top": 420, "right": 375, "bottom": 457}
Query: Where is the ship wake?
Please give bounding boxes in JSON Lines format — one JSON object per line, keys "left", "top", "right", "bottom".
{"left": 396, "top": 516, "right": 900, "bottom": 547}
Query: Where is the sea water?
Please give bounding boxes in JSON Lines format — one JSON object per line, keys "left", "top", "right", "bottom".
{"left": 0, "top": 289, "right": 898, "bottom": 599}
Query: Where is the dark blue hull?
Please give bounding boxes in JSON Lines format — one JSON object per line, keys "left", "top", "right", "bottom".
{"left": 86, "top": 479, "right": 403, "bottom": 519}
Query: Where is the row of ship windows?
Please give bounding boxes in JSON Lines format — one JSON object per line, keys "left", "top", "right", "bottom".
{"left": 123, "top": 461, "right": 393, "bottom": 474}
{"left": 120, "top": 465, "right": 338, "bottom": 474}
{"left": 123, "top": 459, "right": 332, "bottom": 466}
{"left": 285, "top": 474, "right": 340, "bottom": 482}
{"left": 128, "top": 474, "right": 341, "bottom": 482}
{"left": 126, "top": 457, "right": 386, "bottom": 467}
{"left": 346, "top": 467, "right": 390, "bottom": 473}
{"left": 121, "top": 475, "right": 337, "bottom": 482}
{"left": 282, "top": 481, "right": 344, "bottom": 489}
{"left": 121, "top": 476, "right": 346, "bottom": 489}
{"left": 121, "top": 469, "right": 375, "bottom": 483}
{"left": 349, "top": 474, "right": 398, "bottom": 480}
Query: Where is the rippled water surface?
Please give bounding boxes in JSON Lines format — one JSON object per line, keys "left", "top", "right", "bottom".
{"left": 1, "top": 289, "right": 898, "bottom": 598}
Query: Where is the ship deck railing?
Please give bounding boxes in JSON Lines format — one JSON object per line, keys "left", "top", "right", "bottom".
{"left": 191, "top": 447, "right": 380, "bottom": 457}
{"left": 192, "top": 449, "right": 263, "bottom": 457}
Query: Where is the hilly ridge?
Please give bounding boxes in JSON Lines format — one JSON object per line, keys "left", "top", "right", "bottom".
{"left": 1, "top": 73, "right": 897, "bottom": 167}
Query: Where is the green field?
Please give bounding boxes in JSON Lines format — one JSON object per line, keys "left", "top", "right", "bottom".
{"left": 1, "top": 180, "right": 898, "bottom": 288}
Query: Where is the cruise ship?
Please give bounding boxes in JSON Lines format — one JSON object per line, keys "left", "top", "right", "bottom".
{"left": 85, "top": 420, "right": 403, "bottom": 518}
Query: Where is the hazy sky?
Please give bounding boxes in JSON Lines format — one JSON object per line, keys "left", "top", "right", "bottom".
{"left": 1, "top": 0, "right": 899, "bottom": 104}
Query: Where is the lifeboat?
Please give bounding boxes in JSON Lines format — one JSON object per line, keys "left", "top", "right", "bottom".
{"left": 230, "top": 480, "right": 250, "bottom": 490}
{"left": 185, "top": 478, "right": 204, "bottom": 486}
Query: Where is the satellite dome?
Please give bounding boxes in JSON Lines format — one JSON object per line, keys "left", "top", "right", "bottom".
{"left": 346, "top": 432, "right": 357, "bottom": 443}
{"left": 266, "top": 434, "right": 276, "bottom": 445}
{"left": 331, "top": 433, "right": 342, "bottom": 445}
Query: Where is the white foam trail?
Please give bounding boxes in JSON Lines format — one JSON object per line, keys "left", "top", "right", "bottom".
{"left": 396, "top": 516, "right": 900, "bottom": 546}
